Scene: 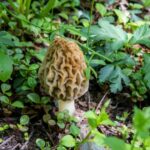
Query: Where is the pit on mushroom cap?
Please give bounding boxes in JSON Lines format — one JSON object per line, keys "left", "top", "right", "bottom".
{"left": 38, "top": 37, "right": 89, "bottom": 115}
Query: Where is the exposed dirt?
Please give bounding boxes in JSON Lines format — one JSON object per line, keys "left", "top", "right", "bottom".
{"left": 0, "top": 79, "right": 149, "bottom": 150}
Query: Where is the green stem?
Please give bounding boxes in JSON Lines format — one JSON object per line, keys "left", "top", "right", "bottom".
{"left": 77, "top": 42, "right": 113, "bottom": 63}
{"left": 131, "top": 132, "right": 138, "bottom": 150}
{"left": 75, "top": 130, "right": 92, "bottom": 150}
{"left": 87, "top": 0, "right": 95, "bottom": 47}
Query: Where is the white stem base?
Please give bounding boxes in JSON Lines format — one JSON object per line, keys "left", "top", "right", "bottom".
{"left": 58, "top": 100, "right": 75, "bottom": 115}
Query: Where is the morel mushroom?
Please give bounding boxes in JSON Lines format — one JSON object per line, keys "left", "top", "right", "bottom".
{"left": 38, "top": 37, "right": 89, "bottom": 115}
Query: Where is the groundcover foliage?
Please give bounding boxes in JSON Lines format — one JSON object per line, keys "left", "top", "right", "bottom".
{"left": 0, "top": 0, "right": 150, "bottom": 150}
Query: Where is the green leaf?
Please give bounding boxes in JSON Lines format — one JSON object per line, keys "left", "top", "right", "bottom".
{"left": 133, "top": 107, "right": 150, "bottom": 132}
{"left": 20, "top": 115, "right": 30, "bottom": 125}
{"left": 104, "top": 137, "right": 131, "bottom": 150}
{"left": 99, "top": 65, "right": 130, "bottom": 93}
{"left": 85, "top": 111, "right": 97, "bottom": 128}
{"left": 12, "top": 101, "right": 24, "bottom": 108}
{"left": 109, "top": 66, "right": 130, "bottom": 93}
{"left": 69, "top": 124, "right": 80, "bottom": 136}
{"left": 36, "top": 138, "right": 46, "bottom": 149}
{"left": 27, "top": 77, "right": 37, "bottom": 88}
{"left": 60, "top": 135, "right": 75, "bottom": 148}
{"left": 0, "top": 31, "right": 15, "bottom": 47}
{"left": 0, "top": 52, "right": 13, "bottom": 82}
{"left": 114, "top": 9, "right": 129, "bottom": 24}
{"left": 40, "top": 0, "right": 56, "bottom": 17}
{"left": 27, "top": 93, "right": 40, "bottom": 104}
{"left": 1, "top": 83, "right": 11, "bottom": 94}
{"left": 90, "top": 59, "right": 106, "bottom": 67}
{"left": 89, "top": 21, "right": 127, "bottom": 50}
{"left": 0, "top": 95, "right": 10, "bottom": 104}
{"left": 85, "top": 67, "right": 91, "bottom": 80}
{"left": 96, "top": 3, "right": 107, "bottom": 16}
{"left": 142, "top": 0, "right": 150, "bottom": 7}
{"left": 99, "top": 65, "right": 114, "bottom": 83}
{"left": 130, "top": 25, "right": 150, "bottom": 48}
{"left": 142, "top": 54, "right": 150, "bottom": 88}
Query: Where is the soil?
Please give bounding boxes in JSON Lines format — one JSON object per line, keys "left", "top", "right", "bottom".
{"left": 0, "top": 79, "right": 141, "bottom": 150}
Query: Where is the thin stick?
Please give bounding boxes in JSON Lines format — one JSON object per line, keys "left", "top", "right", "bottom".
{"left": 96, "top": 91, "right": 109, "bottom": 114}
{"left": 12, "top": 143, "right": 21, "bottom": 150}
{"left": 0, "top": 135, "right": 15, "bottom": 148}
{"left": 21, "top": 130, "right": 34, "bottom": 150}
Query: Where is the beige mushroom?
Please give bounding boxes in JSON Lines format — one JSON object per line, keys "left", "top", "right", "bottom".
{"left": 38, "top": 37, "right": 89, "bottom": 115}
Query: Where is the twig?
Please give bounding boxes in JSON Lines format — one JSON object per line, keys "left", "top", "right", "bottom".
{"left": 20, "top": 130, "right": 34, "bottom": 150}
{"left": 95, "top": 91, "right": 109, "bottom": 114}
{"left": 0, "top": 135, "right": 15, "bottom": 148}
{"left": 12, "top": 143, "right": 21, "bottom": 150}
{"left": 42, "top": 125, "right": 54, "bottom": 145}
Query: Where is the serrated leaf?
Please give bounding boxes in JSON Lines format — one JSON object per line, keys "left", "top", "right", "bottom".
{"left": 0, "top": 52, "right": 13, "bottom": 82}
{"left": 99, "top": 65, "right": 114, "bottom": 83}
{"left": 109, "top": 67, "right": 130, "bottom": 93}
{"left": 130, "top": 24, "right": 150, "bottom": 48}
{"left": 89, "top": 21, "right": 127, "bottom": 51}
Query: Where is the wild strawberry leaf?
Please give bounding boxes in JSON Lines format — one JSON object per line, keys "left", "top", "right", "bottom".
{"left": 99, "top": 65, "right": 130, "bottom": 93}
{"left": 142, "top": 54, "right": 150, "bottom": 88}
{"left": 89, "top": 21, "right": 127, "bottom": 51}
{"left": 130, "top": 24, "right": 150, "bottom": 48}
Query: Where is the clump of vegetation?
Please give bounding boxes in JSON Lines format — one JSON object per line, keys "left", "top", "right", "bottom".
{"left": 0, "top": 0, "right": 150, "bottom": 149}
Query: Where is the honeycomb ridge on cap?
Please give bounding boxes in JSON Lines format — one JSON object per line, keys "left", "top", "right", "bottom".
{"left": 38, "top": 37, "right": 89, "bottom": 101}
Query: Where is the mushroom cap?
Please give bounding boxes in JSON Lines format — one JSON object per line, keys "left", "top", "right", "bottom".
{"left": 38, "top": 37, "right": 89, "bottom": 101}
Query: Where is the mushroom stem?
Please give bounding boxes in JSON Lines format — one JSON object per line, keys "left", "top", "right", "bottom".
{"left": 58, "top": 100, "right": 75, "bottom": 115}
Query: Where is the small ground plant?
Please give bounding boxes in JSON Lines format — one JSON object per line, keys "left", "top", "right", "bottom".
{"left": 0, "top": 0, "right": 150, "bottom": 149}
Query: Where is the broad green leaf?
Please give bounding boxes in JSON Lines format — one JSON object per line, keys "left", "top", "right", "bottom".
{"left": 27, "top": 93, "right": 40, "bottom": 104}
{"left": 12, "top": 101, "right": 24, "bottom": 108}
{"left": 99, "top": 65, "right": 130, "bottom": 93}
{"left": 20, "top": 115, "right": 30, "bottom": 125}
{"left": 36, "top": 138, "right": 45, "bottom": 149}
{"left": 98, "top": 20, "right": 127, "bottom": 42}
{"left": 89, "top": 21, "right": 127, "bottom": 50}
{"left": 130, "top": 25, "right": 150, "bottom": 48}
{"left": 109, "top": 66, "right": 130, "bottom": 93}
{"left": 96, "top": 3, "right": 107, "bottom": 16}
{"left": 1, "top": 83, "right": 11, "bottom": 94}
{"left": 104, "top": 137, "right": 131, "bottom": 150}
{"left": 99, "top": 65, "right": 114, "bottom": 83}
{"left": 133, "top": 107, "right": 150, "bottom": 132}
{"left": 0, "top": 31, "right": 14, "bottom": 47}
{"left": 142, "top": 0, "right": 150, "bottom": 7}
{"left": 60, "top": 135, "right": 75, "bottom": 148}
{"left": 69, "top": 124, "right": 80, "bottom": 136}
{"left": 85, "top": 111, "right": 97, "bottom": 128}
{"left": 114, "top": 9, "right": 129, "bottom": 24}
{"left": 0, "top": 52, "right": 13, "bottom": 82}
{"left": 0, "top": 95, "right": 10, "bottom": 104}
